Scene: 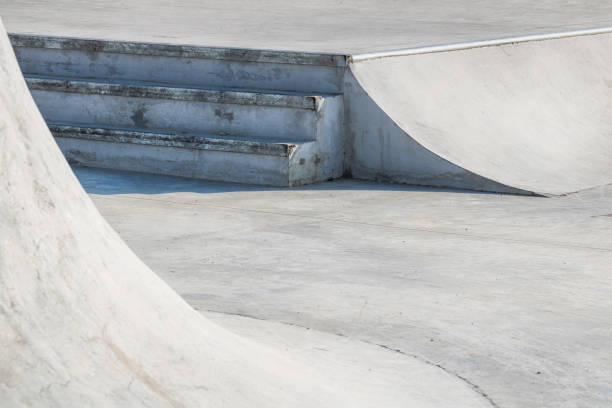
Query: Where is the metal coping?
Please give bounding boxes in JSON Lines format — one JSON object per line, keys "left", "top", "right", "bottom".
{"left": 349, "top": 26, "right": 612, "bottom": 62}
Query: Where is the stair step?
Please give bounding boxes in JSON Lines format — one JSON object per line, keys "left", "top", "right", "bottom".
{"left": 11, "top": 34, "right": 346, "bottom": 93}
{"left": 13, "top": 34, "right": 345, "bottom": 187}
{"left": 10, "top": 34, "right": 345, "bottom": 67}
{"left": 51, "top": 124, "right": 319, "bottom": 186}
{"left": 27, "top": 76, "right": 337, "bottom": 142}
{"left": 49, "top": 124, "right": 300, "bottom": 157}
{"left": 25, "top": 76, "right": 322, "bottom": 110}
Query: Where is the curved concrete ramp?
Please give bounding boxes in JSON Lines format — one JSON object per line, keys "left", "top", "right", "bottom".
{"left": 0, "top": 19, "right": 490, "bottom": 407}
{"left": 349, "top": 31, "right": 612, "bottom": 196}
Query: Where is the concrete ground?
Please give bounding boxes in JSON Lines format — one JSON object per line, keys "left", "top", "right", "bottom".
{"left": 2, "top": 1, "right": 612, "bottom": 53}
{"left": 75, "top": 165, "right": 612, "bottom": 408}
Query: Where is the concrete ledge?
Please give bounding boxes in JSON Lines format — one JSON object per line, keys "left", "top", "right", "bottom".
{"left": 49, "top": 124, "right": 298, "bottom": 157}
{"left": 9, "top": 33, "right": 347, "bottom": 67}
{"left": 26, "top": 77, "right": 320, "bottom": 110}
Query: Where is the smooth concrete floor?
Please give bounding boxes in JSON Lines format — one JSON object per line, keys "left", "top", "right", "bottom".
{"left": 75, "top": 166, "right": 612, "bottom": 408}
{"left": 3, "top": 1, "right": 612, "bottom": 53}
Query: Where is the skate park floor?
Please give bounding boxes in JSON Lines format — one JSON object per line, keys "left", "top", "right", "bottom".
{"left": 74, "top": 165, "right": 612, "bottom": 408}
{"left": 2, "top": 0, "right": 612, "bottom": 53}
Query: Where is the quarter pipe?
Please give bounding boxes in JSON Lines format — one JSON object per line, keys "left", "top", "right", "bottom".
{"left": 349, "top": 30, "right": 612, "bottom": 196}
{"left": 0, "top": 17, "right": 488, "bottom": 408}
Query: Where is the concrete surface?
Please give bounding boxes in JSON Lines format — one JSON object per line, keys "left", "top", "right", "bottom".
{"left": 13, "top": 17, "right": 612, "bottom": 194}
{"left": 13, "top": 35, "right": 345, "bottom": 187}
{"left": 4, "top": 2, "right": 612, "bottom": 406}
{"left": 0, "top": 19, "right": 487, "bottom": 407}
{"left": 10, "top": 4, "right": 612, "bottom": 194}
{"left": 342, "top": 69, "right": 528, "bottom": 195}
{"left": 2, "top": 1, "right": 612, "bottom": 53}
{"left": 349, "top": 31, "right": 612, "bottom": 196}
{"left": 76, "top": 165, "right": 612, "bottom": 408}
{"left": 10, "top": 34, "right": 346, "bottom": 94}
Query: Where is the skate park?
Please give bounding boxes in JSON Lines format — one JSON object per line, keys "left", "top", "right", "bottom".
{"left": 2, "top": 1, "right": 612, "bottom": 407}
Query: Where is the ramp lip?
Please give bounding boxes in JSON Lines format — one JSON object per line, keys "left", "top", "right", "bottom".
{"left": 9, "top": 32, "right": 347, "bottom": 67}
{"left": 348, "top": 26, "right": 612, "bottom": 62}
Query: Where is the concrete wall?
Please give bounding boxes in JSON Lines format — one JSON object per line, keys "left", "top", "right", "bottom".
{"left": 342, "top": 69, "right": 524, "bottom": 194}
{"left": 12, "top": 33, "right": 573, "bottom": 194}
{"left": 347, "top": 32, "right": 612, "bottom": 196}
{"left": 11, "top": 34, "right": 346, "bottom": 94}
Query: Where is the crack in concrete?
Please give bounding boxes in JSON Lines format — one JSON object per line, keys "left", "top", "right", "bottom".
{"left": 95, "top": 328, "right": 187, "bottom": 408}
{"left": 374, "top": 343, "right": 500, "bottom": 408}
{"left": 38, "top": 379, "right": 72, "bottom": 397}
{"left": 200, "top": 307, "right": 500, "bottom": 408}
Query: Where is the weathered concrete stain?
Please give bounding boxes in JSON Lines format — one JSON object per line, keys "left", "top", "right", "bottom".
{"left": 25, "top": 77, "right": 317, "bottom": 109}
{"left": 102, "top": 335, "right": 187, "bottom": 408}
{"left": 11, "top": 35, "right": 345, "bottom": 94}
{"left": 9, "top": 33, "right": 347, "bottom": 66}
{"left": 130, "top": 106, "right": 148, "bottom": 128}
{"left": 214, "top": 108, "right": 234, "bottom": 123}
{"left": 51, "top": 124, "right": 295, "bottom": 157}
{"left": 13, "top": 34, "right": 344, "bottom": 188}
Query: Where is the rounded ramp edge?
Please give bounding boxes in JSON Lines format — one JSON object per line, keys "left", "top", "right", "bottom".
{"left": 0, "top": 17, "right": 488, "bottom": 408}
{"left": 348, "top": 31, "right": 612, "bottom": 196}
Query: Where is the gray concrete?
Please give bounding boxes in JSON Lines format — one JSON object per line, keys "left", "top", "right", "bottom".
{"left": 77, "top": 165, "right": 612, "bottom": 408}
{"left": 348, "top": 31, "right": 612, "bottom": 195}
{"left": 51, "top": 125, "right": 298, "bottom": 156}
{"left": 14, "top": 38, "right": 345, "bottom": 187}
{"left": 3, "top": 19, "right": 482, "bottom": 406}
{"left": 52, "top": 90, "right": 343, "bottom": 187}
{"left": 2, "top": 1, "right": 612, "bottom": 53}
{"left": 342, "top": 70, "right": 528, "bottom": 195}
{"left": 12, "top": 35, "right": 345, "bottom": 93}
{"left": 28, "top": 79, "right": 324, "bottom": 142}
{"left": 14, "top": 27, "right": 612, "bottom": 194}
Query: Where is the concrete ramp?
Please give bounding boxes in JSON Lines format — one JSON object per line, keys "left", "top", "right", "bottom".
{"left": 0, "top": 18, "right": 491, "bottom": 407}
{"left": 349, "top": 30, "right": 612, "bottom": 196}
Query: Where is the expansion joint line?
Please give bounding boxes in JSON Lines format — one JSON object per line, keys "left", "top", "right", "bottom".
{"left": 201, "top": 308, "right": 500, "bottom": 408}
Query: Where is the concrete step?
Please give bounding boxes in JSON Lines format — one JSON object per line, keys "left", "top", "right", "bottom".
{"left": 49, "top": 123, "right": 297, "bottom": 156}
{"left": 11, "top": 34, "right": 346, "bottom": 94}
{"left": 49, "top": 123, "right": 338, "bottom": 186}
{"left": 26, "top": 76, "right": 336, "bottom": 142}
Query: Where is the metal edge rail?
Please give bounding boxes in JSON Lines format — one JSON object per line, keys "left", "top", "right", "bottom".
{"left": 348, "top": 26, "right": 612, "bottom": 63}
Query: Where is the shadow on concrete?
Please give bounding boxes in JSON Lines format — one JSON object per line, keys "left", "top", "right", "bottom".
{"left": 72, "top": 165, "right": 500, "bottom": 196}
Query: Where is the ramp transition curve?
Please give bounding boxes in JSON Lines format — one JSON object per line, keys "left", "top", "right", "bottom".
{"left": 0, "top": 18, "right": 491, "bottom": 408}
{"left": 349, "top": 30, "right": 612, "bottom": 196}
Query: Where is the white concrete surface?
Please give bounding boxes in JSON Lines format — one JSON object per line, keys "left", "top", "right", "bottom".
{"left": 7, "top": 2, "right": 612, "bottom": 194}
{"left": 342, "top": 69, "right": 526, "bottom": 194}
{"left": 2, "top": 0, "right": 612, "bottom": 53}
{"left": 0, "top": 19, "right": 488, "bottom": 407}
{"left": 349, "top": 31, "right": 612, "bottom": 195}
{"left": 76, "top": 166, "right": 612, "bottom": 408}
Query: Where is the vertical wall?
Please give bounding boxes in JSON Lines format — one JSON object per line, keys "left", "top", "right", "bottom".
{"left": 342, "top": 68, "right": 523, "bottom": 194}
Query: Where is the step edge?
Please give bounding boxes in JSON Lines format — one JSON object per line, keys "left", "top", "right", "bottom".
{"left": 9, "top": 33, "right": 347, "bottom": 67}
{"left": 26, "top": 77, "right": 319, "bottom": 110}
{"left": 49, "top": 124, "right": 302, "bottom": 157}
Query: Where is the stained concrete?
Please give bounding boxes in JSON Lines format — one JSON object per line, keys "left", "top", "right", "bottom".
{"left": 76, "top": 165, "right": 612, "bottom": 408}
{"left": 2, "top": 1, "right": 612, "bottom": 53}
{"left": 2, "top": 18, "right": 485, "bottom": 406}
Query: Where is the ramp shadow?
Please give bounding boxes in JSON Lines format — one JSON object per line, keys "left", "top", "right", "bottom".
{"left": 72, "top": 165, "right": 502, "bottom": 196}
